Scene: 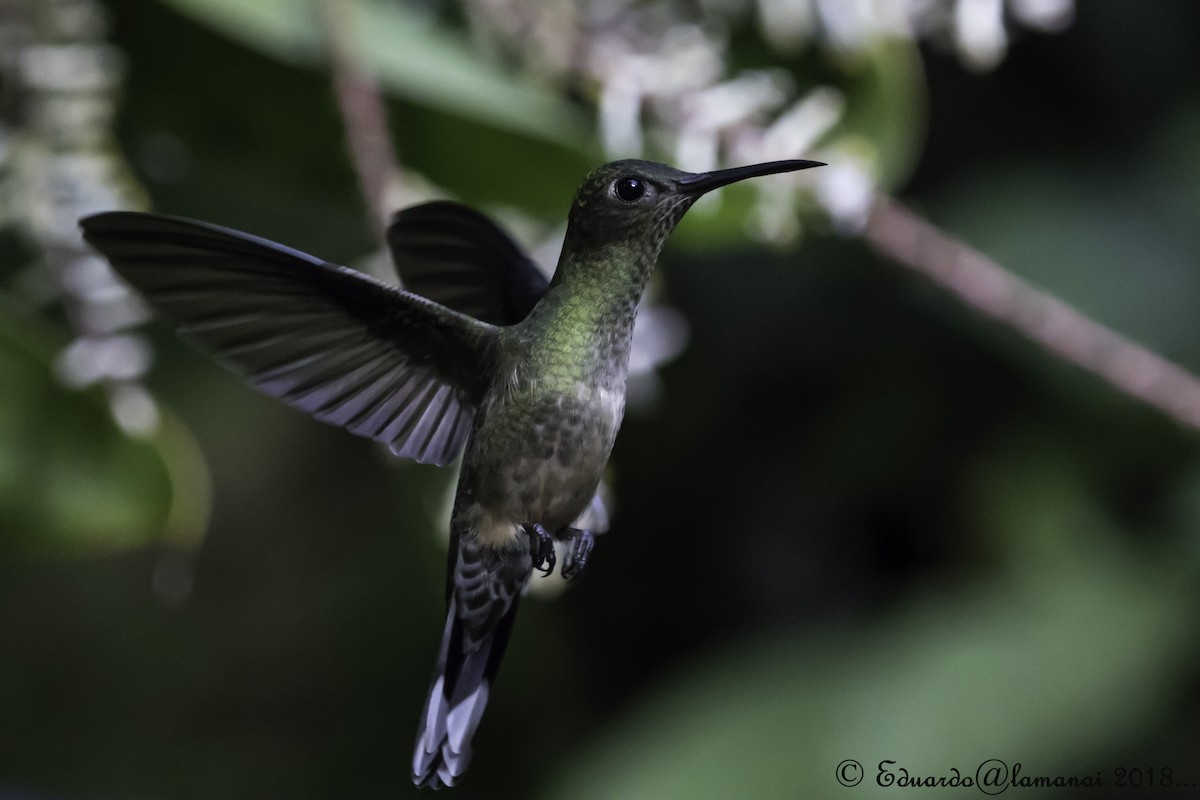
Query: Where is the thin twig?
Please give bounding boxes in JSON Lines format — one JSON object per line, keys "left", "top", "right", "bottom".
{"left": 865, "top": 195, "right": 1200, "bottom": 431}
{"left": 316, "top": 0, "right": 399, "bottom": 243}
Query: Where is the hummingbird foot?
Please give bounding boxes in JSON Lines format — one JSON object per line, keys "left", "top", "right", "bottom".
{"left": 524, "top": 523, "right": 556, "bottom": 576}
{"left": 557, "top": 527, "right": 594, "bottom": 581}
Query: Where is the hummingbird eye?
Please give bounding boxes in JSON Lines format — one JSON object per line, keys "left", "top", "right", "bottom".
{"left": 614, "top": 176, "right": 646, "bottom": 203}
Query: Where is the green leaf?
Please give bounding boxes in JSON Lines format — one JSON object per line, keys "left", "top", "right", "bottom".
{"left": 545, "top": 569, "right": 1192, "bottom": 799}
{"left": 830, "top": 37, "right": 927, "bottom": 189}
{"left": 0, "top": 294, "right": 208, "bottom": 557}
{"left": 156, "top": 0, "right": 590, "bottom": 148}
{"left": 542, "top": 463, "right": 1197, "bottom": 800}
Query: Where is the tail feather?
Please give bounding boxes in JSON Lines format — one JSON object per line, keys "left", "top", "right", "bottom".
{"left": 413, "top": 596, "right": 520, "bottom": 788}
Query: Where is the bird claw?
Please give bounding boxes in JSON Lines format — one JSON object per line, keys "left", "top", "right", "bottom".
{"left": 524, "top": 523, "right": 594, "bottom": 579}
{"left": 525, "top": 523, "right": 556, "bottom": 576}
{"left": 559, "top": 527, "right": 594, "bottom": 581}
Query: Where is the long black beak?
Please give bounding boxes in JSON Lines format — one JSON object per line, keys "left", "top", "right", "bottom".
{"left": 676, "top": 159, "right": 825, "bottom": 195}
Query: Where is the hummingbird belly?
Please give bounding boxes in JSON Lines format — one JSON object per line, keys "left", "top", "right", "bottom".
{"left": 463, "top": 383, "right": 623, "bottom": 548}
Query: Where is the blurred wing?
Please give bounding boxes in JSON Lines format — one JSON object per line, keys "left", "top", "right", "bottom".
{"left": 81, "top": 211, "right": 498, "bottom": 466}
{"left": 387, "top": 201, "right": 549, "bottom": 325}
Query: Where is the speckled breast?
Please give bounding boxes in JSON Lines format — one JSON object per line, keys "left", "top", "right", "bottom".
{"left": 469, "top": 383, "right": 624, "bottom": 535}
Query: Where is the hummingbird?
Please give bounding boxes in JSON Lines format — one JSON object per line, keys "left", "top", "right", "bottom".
{"left": 79, "top": 157, "right": 823, "bottom": 788}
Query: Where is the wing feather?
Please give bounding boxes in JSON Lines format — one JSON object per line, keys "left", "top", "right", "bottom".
{"left": 81, "top": 211, "right": 498, "bottom": 466}
{"left": 387, "top": 201, "right": 549, "bottom": 325}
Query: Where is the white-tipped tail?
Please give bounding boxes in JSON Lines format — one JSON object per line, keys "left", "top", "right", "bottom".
{"left": 412, "top": 596, "right": 517, "bottom": 789}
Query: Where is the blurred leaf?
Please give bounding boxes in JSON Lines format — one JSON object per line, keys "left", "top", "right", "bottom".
{"left": 156, "top": 0, "right": 591, "bottom": 148}
{"left": 965, "top": 434, "right": 1125, "bottom": 568}
{"left": 831, "top": 37, "right": 927, "bottom": 190}
{"left": 1147, "top": 105, "right": 1200, "bottom": 223}
{"left": 544, "top": 551, "right": 1196, "bottom": 800}
{"left": 544, "top": 434, "right": 1199, "bottom": 799}
{"left": 0, "top": 295, "right": 206, "bottom": 556}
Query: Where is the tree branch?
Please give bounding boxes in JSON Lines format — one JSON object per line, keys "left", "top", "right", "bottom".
{"left": 316, "top": 0, "right": 399, "bottom": 243}
{"left": 865, "top": 195, "right": 1200, "bottom": 430}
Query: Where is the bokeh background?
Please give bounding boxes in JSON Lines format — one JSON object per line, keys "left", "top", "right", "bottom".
{"left": 3, "top": 0, "right": 1200, "bottom": 798}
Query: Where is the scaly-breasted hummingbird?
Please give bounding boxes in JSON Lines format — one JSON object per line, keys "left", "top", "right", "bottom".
{"left": 80, "top": 157, "right": 824, "bottom": 788}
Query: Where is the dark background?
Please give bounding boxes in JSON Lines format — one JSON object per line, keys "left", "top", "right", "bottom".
{"left": 3, "top": 1, "right": 1200, "bottom": 798}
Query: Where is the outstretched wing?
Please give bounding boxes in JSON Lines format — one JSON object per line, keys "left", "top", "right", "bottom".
{"left": 387, "top": 201, "right": 549, "bottom": 325}
{"left": 81, "top": 211, "right": 498, "bottom": 466}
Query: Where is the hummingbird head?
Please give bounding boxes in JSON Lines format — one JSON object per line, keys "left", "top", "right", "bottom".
{"left": 563, "top": 158, "right": 825, "bottom": 253}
